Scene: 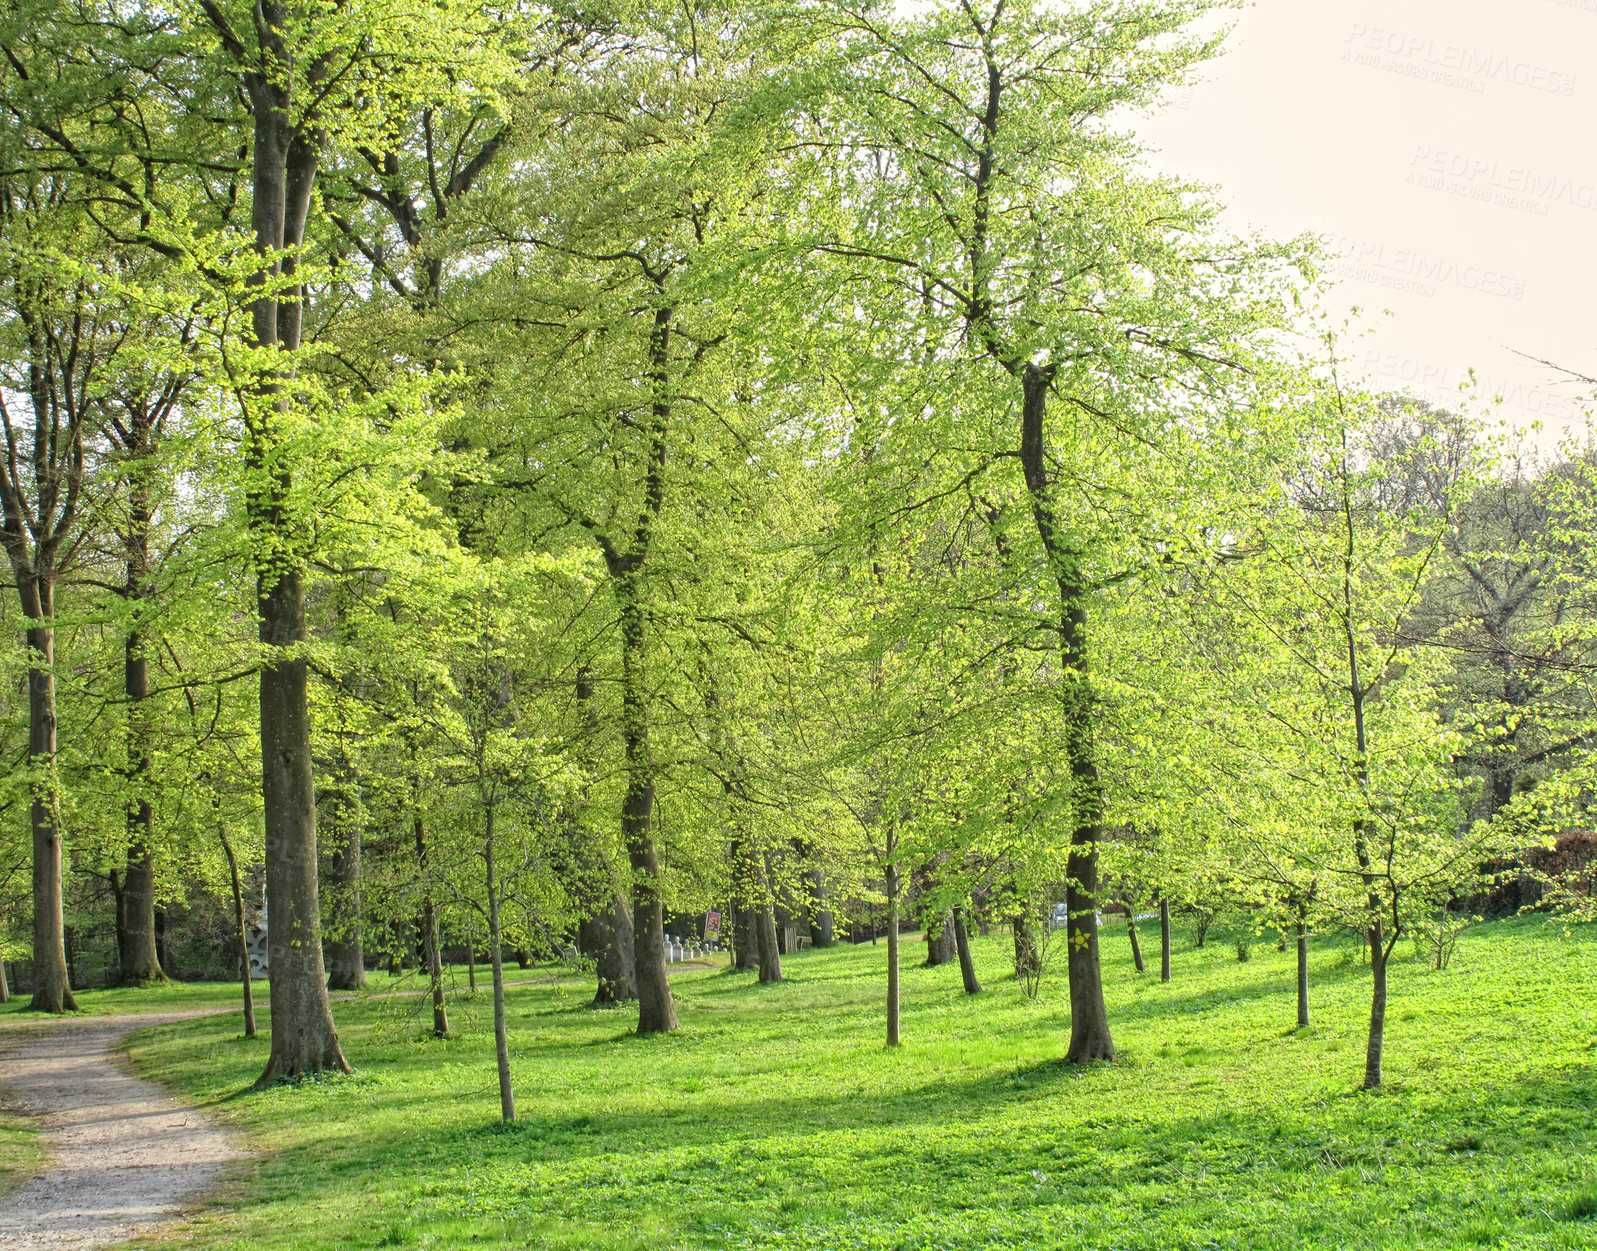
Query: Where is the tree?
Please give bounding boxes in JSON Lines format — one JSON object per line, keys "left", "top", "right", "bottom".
{"left": 0, "top": 188, "right": 110, "bottom": 1012}
{"left": 1480, "top": 442, "right": 1597, "bottom": 920}
{"left": 811, "top": 0, "right": 1308, "bottom": 1061}
{"left": 179, "top": 0, "right": 506, "bottom": 1083}
{"left": 456, "top": 0, "right": 830, "bottom": 1034}
{"left": 420, "top": 557, "right": 586, "bottom": 1121}
{"left": 186, "top": 0, "right": 362, "bottom": 1081}
{"left": 1191, "top": 370, "right": 1505, "bottom": 1088}
{"left": 97, "top": 280, "right": 201, "bottom": 987}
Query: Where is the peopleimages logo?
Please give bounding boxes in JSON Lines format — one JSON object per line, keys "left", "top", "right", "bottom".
{"left": 1343, "top": 25, "right": 1578, "bottom": 96}
{"left": 1408, "top": 146, "right": 1597, "bottom": 215}
{"left": 1334, "top": 238, "right": 1527, "bottom": 302}
{"left": 1362, "top": 351, "right": 1589, "bottom": 423}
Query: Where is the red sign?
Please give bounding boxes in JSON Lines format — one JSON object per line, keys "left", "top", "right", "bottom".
{"left": 704, "top": 911, "right": 723, "bottom": 936}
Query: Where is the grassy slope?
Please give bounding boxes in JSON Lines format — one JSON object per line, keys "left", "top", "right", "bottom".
{"left": 119, "top": 919, "right": 1597, "bottom": 1251}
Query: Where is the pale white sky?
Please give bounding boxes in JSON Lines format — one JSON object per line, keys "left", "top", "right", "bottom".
{"left": 1137, "top": 0, "right": 1597, "bottom": 444}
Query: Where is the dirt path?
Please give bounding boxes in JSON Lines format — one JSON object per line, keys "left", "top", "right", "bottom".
{"left": 0, "top": 966, "right": 722, "bottom": 1246}
{"left": 0, "top": 1013, "right": 243, "bottom": 1248}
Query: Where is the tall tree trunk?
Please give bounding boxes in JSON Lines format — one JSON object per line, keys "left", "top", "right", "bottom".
{"left": 1012, "top": 907, "right": 1040, "bottom": 981}
{"left": 573, "top": 672, "right": 635, "bottom": 1006}
{"left": 118, "top": 489, "right": 162, "bottom": 987}
{"left": 1127, "top": 912, "right": 1145, "bottom": 974}
{"left": 220, "top": 827, "right": 257, "bottom": 1038}
{"left": 755, "top": 900, "right": 783, "bottom": 986}
{"left": 626, "top": 780, "right": 676, "bottom": 1034}
{"left": 756, "top": 902, "right": 782, "bottom": 982}
{"left": 1059, "top": 686, "right": 1111, "bottom": 1058}
{"left": 590, "top": 301, "right": 678, "bottom": 1037}
{"left": 323, "top": 795, "right": 365, "bottom": 991}
{"left": 582, "top": 894, "right": 637, "bottom": 1005}
{"left": 1296, "top": 917, "right": 1310, "bottom": 1029}
{"left": 618, "top": 576, "right": 677, "bottom": 1035}
{"left": 1017, "top": 365, "right": 1111, "bottom": 1063}
{"left": 25, "top": 581, "right": 74, "bottom": 1014}
{"left": 1348, "top": 619, "right": 1389, "bottom": 1087}
{"left": 756, "top": 852, "right": 783, "bottom": 982}
{"left": 117, "top": 848, "right": 160, "bottom": 985}
{"left": 924, "top": 909, "right": 955, "bottom": 966}
{"left": 953, "top": 905, "right": 981, "bottom": 994}
{"left": 734, "top": 906, "right": 758, "bottom": 970}
{"left": 245, "top": 101, "right": 347, "bottom": 1086}
{"left": 0, "top": 221, "right": 93, "bottom": 1009}
{"left": 416, "top": 813, "right": 447, "bottom": 1037}
{"left": 0, "top": 951, "right": 8, "bottom": 1002}
{"left": 257, "top": 570, "right": 346, "bottom": 1082}
{"left": 1342, "top": 485, "right": 1389, "bottom": 1089}
{"left": 803, "top": 865, "right": 835, "bottom": 947}
{"left": 728, "top": 837, "right": 759, "bottom": 970}
{"left": 885, "top": 861, "right": 901, "bottom": 1047}
{"left": 484, "top": 805, "right": 514, "bottom": 1121}
{"left": 1159, "top": 897, "right": 1172, "bottom": 983}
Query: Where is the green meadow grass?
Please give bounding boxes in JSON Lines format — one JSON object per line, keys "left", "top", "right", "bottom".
{"left": 0, "top": 979, "right": 252, "bottom": 1020}
{"left": 116, "top": 918, "right": 1597, "bottom": 1250}
{"left": 0, "top": 1109, "right": 44, "bottom": 1201}
{"left": 0, "top": 960, "right": 564, "bottom": 1020}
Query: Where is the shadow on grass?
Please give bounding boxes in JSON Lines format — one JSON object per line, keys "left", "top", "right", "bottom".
{"left": 119, "top": 921, "right": 1597, "bottom": 1248}
{"left": 225, "top": 1049, "right": 1597, "bottom": 1251}
{"left": 1109, "top": 957, "right": 1372, "bottom": 1024}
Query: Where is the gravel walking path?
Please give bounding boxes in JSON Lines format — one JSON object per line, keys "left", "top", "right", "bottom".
{"left": 0, "top": 965, "right": 719, "bottom": 1247}
{"left": 0, "top": 1012, "right": 243, "bottom": 1248}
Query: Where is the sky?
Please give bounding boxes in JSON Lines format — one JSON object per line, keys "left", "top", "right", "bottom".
{"left": 1136, "top": 0, "right": 1597, "bottom": 446}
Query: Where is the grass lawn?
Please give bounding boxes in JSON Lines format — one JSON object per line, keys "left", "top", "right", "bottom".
{"left": 114, "top": 917, "right": 1597, "bottom": 1250}
{"left": 0, "top": 979, "right": 254, "bottom": 1020}
{"left": 0, "top": 1109, "right": 44, "bottom": 1202}
{"left": 0, "top": 959, "right": 566, "bottom": 1021}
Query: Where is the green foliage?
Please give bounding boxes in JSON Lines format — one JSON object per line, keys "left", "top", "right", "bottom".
{"left": 0, "top": 1, "right": 1593, "bottom": 1214}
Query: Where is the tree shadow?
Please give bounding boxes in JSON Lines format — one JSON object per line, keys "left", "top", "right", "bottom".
{"left": 1106, "top": 957, "right": 1371, "bottom": 1024}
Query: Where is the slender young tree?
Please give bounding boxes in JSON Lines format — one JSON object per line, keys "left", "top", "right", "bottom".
{"left": 1159, "top": 898, "right": 1171, "bottom": 983}
{"left": 1182, "top": 367, "right": 1509, "bottom": 1088}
